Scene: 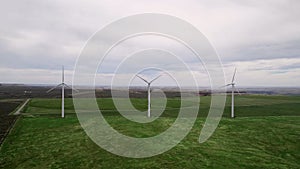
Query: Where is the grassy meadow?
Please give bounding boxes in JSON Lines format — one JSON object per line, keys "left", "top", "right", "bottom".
{"left": 0, "top": 95, "right": 299, "bottom": 168}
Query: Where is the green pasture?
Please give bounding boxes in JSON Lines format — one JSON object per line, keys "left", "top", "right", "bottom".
{"left": 0, "top": 95, "right": 299, "bottom": 168}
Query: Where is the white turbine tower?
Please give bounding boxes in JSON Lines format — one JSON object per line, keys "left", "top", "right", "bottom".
{"left": 47, "top": 66, "right": 75, "bottom": 118}
{"left": 136, "top": 74, "right": 163, "bottom": 118}
{"left": 224, "top": 68, "right": 241, "bottom": 118}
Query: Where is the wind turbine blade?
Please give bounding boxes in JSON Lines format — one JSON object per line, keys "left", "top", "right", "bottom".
{"left": 136, "top": 75, "right": 149, "bottom": 84}
{"left": 62, "top": 65, "right": 64, "bottom": 83}
{"left": 233, "top": 86, "right": 241, "bottom": 95}
{"left": 46, "top": 84, "right": 62, "bottom": 93}
{"left": 231, "top": 68, "right": 237, "bottom": 83}
{"left": 150, "top": 74, "right": 163, "bottom": 83}
{"left": 72, "top": 87, "right": 79, "bottom": 92}
{"left": 219, "top": 84, "right": 232, "bottom": 88}
{"left": 64, "top": 84, "right": 79, "bottom": 92}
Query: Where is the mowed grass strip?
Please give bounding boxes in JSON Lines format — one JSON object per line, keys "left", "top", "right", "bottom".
{"left": 0, "top": 115, "right": 299, "bottom": 169}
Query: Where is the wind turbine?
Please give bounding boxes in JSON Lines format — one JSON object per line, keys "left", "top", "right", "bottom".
{"left": 136, "top": 74, "right": 163, "bottom": 118}
{"left": 47, "top": 66, "right": 76, "bottom": 118}
{"left": 224, "top": 68, "right": 241, "bottom": 118}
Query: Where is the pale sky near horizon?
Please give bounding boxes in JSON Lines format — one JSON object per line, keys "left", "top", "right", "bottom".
{"left": 0, "top": 0, "right": 299, "bottom": 87}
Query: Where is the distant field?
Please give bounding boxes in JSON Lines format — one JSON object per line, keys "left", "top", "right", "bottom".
{"left": 23, "top": 95, "right": 300, "bottom": 117}
{"left": 0, "top": 95, "right": 299, "bottom": 168}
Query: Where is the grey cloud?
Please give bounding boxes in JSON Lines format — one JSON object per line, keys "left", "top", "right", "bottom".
{"left": 0, "top": 0, "right": 300, "bottom": 86}
{"left": 221, "top": 40, "right": 300, "bottom": 62}
{"left": 278, "top": 63, "right": 300, "bottom": 70}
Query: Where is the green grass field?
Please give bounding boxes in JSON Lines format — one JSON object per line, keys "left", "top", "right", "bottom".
{"left": 0, "top": 95, "right": 299, "bottom": 168}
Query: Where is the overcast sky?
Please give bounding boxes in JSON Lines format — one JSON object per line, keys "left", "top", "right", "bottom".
{"left": 0, "top": 0, "right": 299, "bottom": 87}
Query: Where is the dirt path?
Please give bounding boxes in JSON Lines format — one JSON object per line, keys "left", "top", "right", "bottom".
{"left": 14, "top": 99, "right": 30, "bottom": 115}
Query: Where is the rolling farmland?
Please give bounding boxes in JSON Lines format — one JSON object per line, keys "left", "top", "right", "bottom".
{"left": 0, "top": 95, "right": 299, "bottom": 168}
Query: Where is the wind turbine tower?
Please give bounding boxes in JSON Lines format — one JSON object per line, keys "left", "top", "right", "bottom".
{"left": 47, "top": 66, "right": 75, "bottom": 118}
{"left": 136, "top": 74, "right": 163, "bottom": 118}
{"left": 224, "top": 68, "right": 240, "bottom": 118}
